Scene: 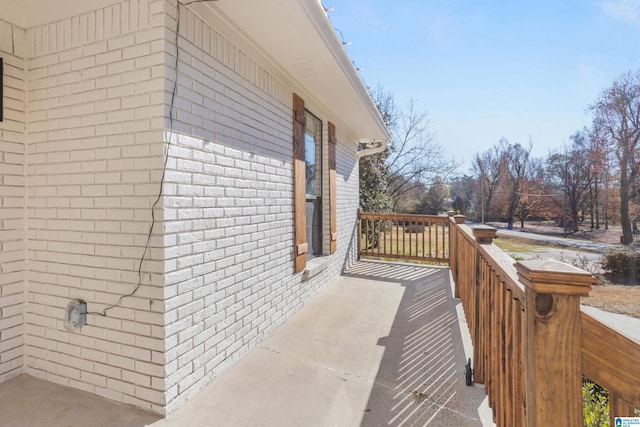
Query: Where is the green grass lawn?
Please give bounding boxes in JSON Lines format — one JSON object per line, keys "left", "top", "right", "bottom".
{"left": 492, "top": 237, "right": 545, "bottom": 253}
{"left": 361, "top": 225, "right": 449, "bottom": 259}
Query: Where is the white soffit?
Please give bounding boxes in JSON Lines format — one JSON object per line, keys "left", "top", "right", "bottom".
{"left": 1, "top": 0, "right": 27, "bottom": 27}
{"left": 200, "top": 0, "right": 390, "bottom": 145}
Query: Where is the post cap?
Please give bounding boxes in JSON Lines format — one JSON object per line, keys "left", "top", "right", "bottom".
{"left": 516, "top": 259, "right": 595, "bottom": 296}
{"left": 453, "top": 214, "right": 466, "bottom": 224}
{"left": 472, "top": 225, "right": 497, "bottom": 243}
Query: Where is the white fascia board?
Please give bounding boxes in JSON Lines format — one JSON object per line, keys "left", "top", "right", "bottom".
{"left": 297, "top": 0, "right": 389, "bottom": 137}
{"left": 196, "top": 0, "right": 390, "bottom": 147}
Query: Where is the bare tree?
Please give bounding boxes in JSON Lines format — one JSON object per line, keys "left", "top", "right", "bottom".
{"left": 386, "top": 99, "right": 458, "bottom": 209}
{"left": 415, "top": 176, "right": 447, "bottom": 214}
{"left": 585, "top": 126, "right": 611, "bottom": 229}
{"left": 589, "top": 70, "right": 640, "bottom": 244}
{"left": 546, "top": 130, "right": 594, "bottom": 232}
{"left": 450, "top": 175, "right": 477, "bottom": 218}
{"left": 473, "top": 144, "right": 505, "bottom": 221}
{"left": 514, "top": 168, "right": 546, "bottom": 228}
{"left": 500, "top": 139, "right": 538, "bottom": 227}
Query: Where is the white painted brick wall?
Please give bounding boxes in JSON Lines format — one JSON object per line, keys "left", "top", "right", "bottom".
{"left": 22, "top": 0, "right": 168, "bottom": 414}
{"left": 0, "top": 18, "right": 27, "bottom": 383}
{"left": 335, "top": 132, "right": 360, "bottom": 272}
{"left": 161, "top": 5, "right": 360, "bottom": 413}
{"left": 2, "top": 0, "right": 363, "bottom": 415}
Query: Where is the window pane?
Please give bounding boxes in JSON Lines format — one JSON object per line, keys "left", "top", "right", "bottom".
{"left": 305, "top": 133, "right": 315, "bottom": 196}
{"left": 304, "top": 111, "right": 322, "bottom": 257}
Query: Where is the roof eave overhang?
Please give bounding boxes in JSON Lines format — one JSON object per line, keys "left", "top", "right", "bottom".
{"left": 191, "top": 0, "right": 390, "bottom": 148}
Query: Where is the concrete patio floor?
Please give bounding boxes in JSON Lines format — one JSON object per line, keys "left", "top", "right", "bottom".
{"left": 0, "top": 374, "right": 161, "bottom": 427}
{"left": 153, "top": 260, "right": 492, "bottom": 427}
{"left": 0, "top": 260, "right": 493, "bottom": 427}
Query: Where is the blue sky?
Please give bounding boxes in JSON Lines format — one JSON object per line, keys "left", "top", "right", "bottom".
{"left": 326, "top": 0, "right": 640, "bottom": 173}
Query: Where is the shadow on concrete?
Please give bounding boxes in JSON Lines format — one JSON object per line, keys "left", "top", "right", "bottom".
{"left": 0, "top": 374, "right": 160, "bottom": 427}
{"left": 344, "top": 261, "right": 489, "bottom": 426}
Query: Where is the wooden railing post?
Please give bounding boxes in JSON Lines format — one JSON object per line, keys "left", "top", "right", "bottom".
{"left": 357, "top": 208, "right": 361, "bottom": 260}
{"left": 450, "top": 215, "right": 466, "bottom": 295}
{"left": 472, "top": 225, "right": 496, "bottom": 244}
{"left": 448, "top": 217, "right": 457, "bottom": 285}
{"left": 447, "top": 211, "right": 456, "bottom": 273}
{"left": 516, "top": 260, "right": 595, "bottom": 427}
{"left": 471, "top": 225, "right": 497, "bottom": 385}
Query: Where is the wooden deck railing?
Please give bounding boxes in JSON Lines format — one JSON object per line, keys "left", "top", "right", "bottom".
{"left": 449, "top": 216, "right": 640, "bottom": 426}
{"left": 357, "top": 210, "right": 449, "bottom": 263}
{"left": 582, "top": 312, "right": 640, "bottom": 423}
{"left": 357, "top": 210, "right": 638, "bottom": 424}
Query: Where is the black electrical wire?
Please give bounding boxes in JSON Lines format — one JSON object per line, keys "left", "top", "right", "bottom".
{"left": 87, "top": 0, "right": 218, "bottom": 317}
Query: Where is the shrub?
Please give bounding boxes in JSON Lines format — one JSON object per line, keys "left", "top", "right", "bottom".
{"left": 601, "top": 250, "right": 640, "bottom": 277}
{"left": 583, "top": 377, "right": 609, "bottom": 427}
{"left": 556, "top": 252, "right": 601, "bottom": 278}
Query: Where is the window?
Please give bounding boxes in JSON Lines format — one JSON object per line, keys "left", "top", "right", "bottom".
{"left": 305, "top": 111, "right": 322, "bottom": 259}
{"left": 292, "top": 93, "right": 337, "bottom": 273}
{"left": 328, "top": 122, "right": 337, "bottom": 254}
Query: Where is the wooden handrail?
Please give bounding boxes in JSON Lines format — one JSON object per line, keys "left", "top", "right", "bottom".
{"left": 357, "top": 212, "right": 449, "bottom": 263}
{"left": 450, "top": 220, "right": 528, "bottom": 425}
{"left": 581, "top": 311, "right": 640, "bottom": 423}
{"left": 447, "top": 216, "right": 639, "bottom": 426}
{"left": 358, "top": 211, "right": 639, "bottom": 424}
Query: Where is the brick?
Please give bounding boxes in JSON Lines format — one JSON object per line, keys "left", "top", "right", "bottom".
{"left": 107, "top": 377, "right": 135, "bottom": 395}
{"left": 122, "top": 370, "right": 151, "bottom": 387}
{"left": 0, "top": 2, "right": 363, "bottom": 416}
{"left": 81, "top": 370, "right": 107, "bottom": 388}
{"left": 134, "top": 386, "right": 165, "bottom": 406}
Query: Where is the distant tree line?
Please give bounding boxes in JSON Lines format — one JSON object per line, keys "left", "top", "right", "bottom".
{"left": 463, "top": 70, "right": 640, "bottom": 243}
{"left": 361, "top": 71, "right": 640, "bottom": 244}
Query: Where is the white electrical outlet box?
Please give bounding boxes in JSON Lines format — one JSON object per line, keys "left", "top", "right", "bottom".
{"left": 64, "top": 299, "right": 87, "bottom": 331}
